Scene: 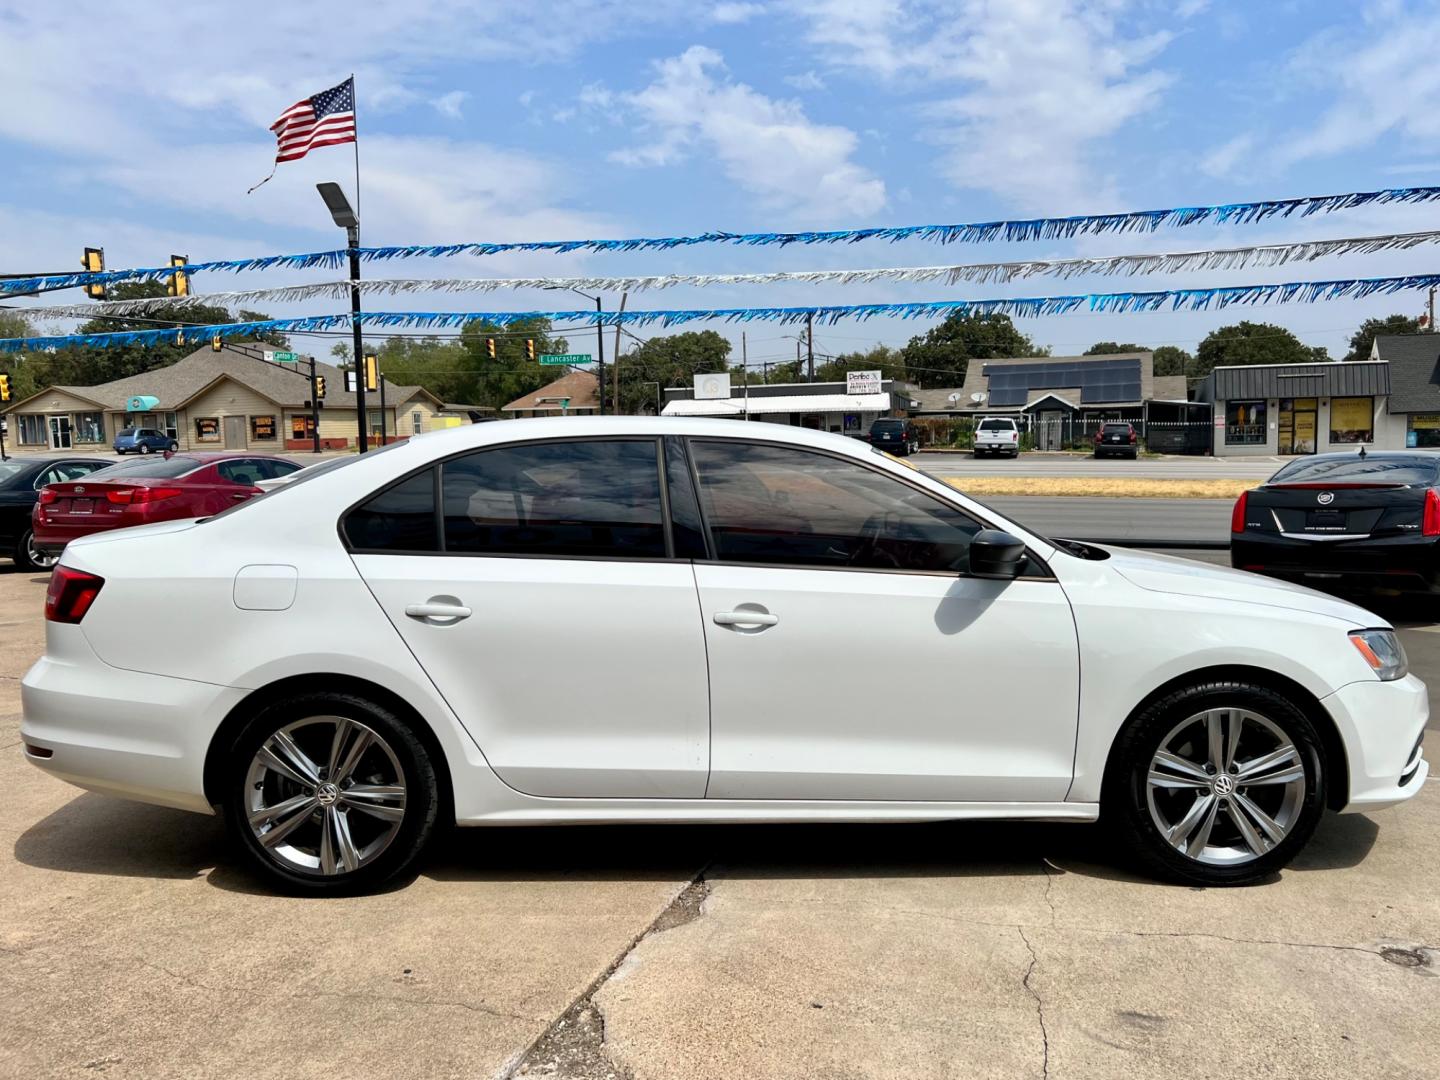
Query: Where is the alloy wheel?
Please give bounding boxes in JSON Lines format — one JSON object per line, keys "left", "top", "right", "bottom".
{"left": 25, "top": 532, "right": 58, "bottom": 570}
{"left": 244, "top": 715, "right": 407, "bottom": 876}
{"left": 1145, "top": 707, "right": 1307, "bottom": 866}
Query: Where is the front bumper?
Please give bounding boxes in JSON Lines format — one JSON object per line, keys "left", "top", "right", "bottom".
{"left": 1322, "top": 674, "right": 1430, "bottom": 812}
{"left": 20, "top": 626, "right": 245, "bottom": 814}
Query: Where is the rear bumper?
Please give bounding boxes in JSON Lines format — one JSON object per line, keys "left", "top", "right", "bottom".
{"left": 20, "top": 628, "right": 244, "bottom": 814}
{"left": 1232, "top": 534, "right": 1440, "bottom": 593}
{"left": 1321, "top": 674, "right": 1429, "bottom": 812}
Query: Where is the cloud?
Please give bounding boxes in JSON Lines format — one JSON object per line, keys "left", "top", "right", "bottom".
{"left": 709, "top": 2, "right": 766, "bottom": 22}
{"left": 785, "top": 0, "right": 1176, "bottom": 211}
{"left": 431, "top": 91, "right": 469, "bottom": 119}
{"left": 783, "top": 70, "right": 826, "bottom": 91}
{"left": 1200, "top": 133, "right": 1256, "bottom": 179}
{"left": 609, "top": 46, "right": 885, "bottom": 220}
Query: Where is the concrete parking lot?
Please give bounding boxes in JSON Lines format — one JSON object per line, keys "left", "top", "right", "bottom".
{"left": 1, "top": 561, "right": 1436, "bottom": 1080}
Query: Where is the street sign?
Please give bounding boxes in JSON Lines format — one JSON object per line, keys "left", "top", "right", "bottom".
{"left": 539, "top": 353, "right": 591, "bottom": 365}
{"left": 266, "top": 351, "right": 300, "bottom": 363}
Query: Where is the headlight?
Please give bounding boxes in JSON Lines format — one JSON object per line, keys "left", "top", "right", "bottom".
{"left": 1349, "top": 629, "right": 1408, "bottom": 681}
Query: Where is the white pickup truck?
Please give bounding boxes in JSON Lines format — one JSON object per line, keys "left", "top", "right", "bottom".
{"left": 973, "top": 416, "right": 1021, "bottom": 458}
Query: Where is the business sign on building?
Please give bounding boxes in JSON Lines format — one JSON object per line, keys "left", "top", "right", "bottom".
{"left": 846, "top": 370, "right": 883, "bottom": 396}
{"left": 694, "top": 373, "right": 732, "bottom": 400}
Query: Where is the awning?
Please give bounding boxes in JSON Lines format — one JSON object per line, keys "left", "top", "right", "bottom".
{"left": 662, "top": 393, "right": 890, "bottom": 417}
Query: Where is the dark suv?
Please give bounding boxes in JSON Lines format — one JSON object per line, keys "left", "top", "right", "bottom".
{"left": 1094, "top": 422, "right": 1139, "bottom": 459}
{"left": 869, "top": 418, "right": 920, "bottom": 455}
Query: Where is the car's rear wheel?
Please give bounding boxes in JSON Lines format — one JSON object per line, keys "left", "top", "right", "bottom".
{"left": 1106, "top": 681, "right": 1326, "bottom": 886}
{"left": 221, "top": 691, "right": 440, "bottom": 895}
{"left": 13, "top": 528, "right": 58, "bottom": 572}
{"left": 139, "top": 444, "right": 152, "bottom": 455}
{"left": 168, "top": 441, "right": 179, "bottom": 452}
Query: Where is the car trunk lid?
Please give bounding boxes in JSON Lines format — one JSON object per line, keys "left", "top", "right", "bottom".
{"left": 1245, "top": 482, "right": 1424, "bottom": 539}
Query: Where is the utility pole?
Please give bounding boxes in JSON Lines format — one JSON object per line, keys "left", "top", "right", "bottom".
{"left": 806, "top": 312, "right": 815, "bottom": 383}
{"left": 379, "top": 372, "right": 388, "bottom": 444}
{"left": 594, "top": 295, "right": 606, "bottom": 416}
{"left": 742, "top": 331, "right": 749, "bottom": 419}
{"left": 1429, "top": 286, "right": 1436, "bottom": 333}
{"left": 612, "top": 292, "right": 627, "bottom": 413}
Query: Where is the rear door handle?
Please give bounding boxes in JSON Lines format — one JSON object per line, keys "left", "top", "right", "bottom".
{"left": 713, "top": 610, "right": 778, "bottom": 627}
{"left": 405, "top": 602, "right": 472, "bottom": 622}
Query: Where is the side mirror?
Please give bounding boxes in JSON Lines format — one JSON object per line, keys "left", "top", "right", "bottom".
{"left": 969, "top": 529, "right": 1028, "bottom": 580}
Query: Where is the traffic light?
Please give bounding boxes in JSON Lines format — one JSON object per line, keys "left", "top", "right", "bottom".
{"left": 167, "top": 255, "right": 189, "bottom": 297}
{"left": 486, "top": 337, "right": 496, "bottom": 360}
{"left": 525, "top": 339, "right": 536, "bottom": 361}
{"left": 314, "top": 375, "right": 327, "bottom": 400}
{"left": 0, "top": 373, "right": 11, "bottom": 403}
{"left": 211, "top": 333, "right": 223, "bottom": 352}
{"left": 81, "top": 247, "right": 105, "bottom": 300}
{"left": 364, "top": 353, "right": 379, "bottom": 392}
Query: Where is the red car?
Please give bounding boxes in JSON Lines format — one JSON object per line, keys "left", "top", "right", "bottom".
{"left": 32, "top": 453, "right": 302, "bottom": 559}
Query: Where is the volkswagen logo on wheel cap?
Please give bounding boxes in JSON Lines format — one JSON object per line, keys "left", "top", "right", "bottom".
{"left": 1213, "top": 774, "right": 1236, "bottom": 796}
{"left": 1316, "top": 491, "right": 1335, "bottom": 505}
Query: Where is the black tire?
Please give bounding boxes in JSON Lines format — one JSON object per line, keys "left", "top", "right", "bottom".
{"left": 1104, "top": 680, "right": 1327, "bottom": 886}
{"left": 221, "top": 690, "right": 441, "bottom": 895}
{"left": 168, "top": 441, "right": 179, "bottom": 452}
{"left": 12, "top": 528, "right": 56, "bottom": 572}
{"left": 139, "top": 443, "right": 152, "bottom": 455}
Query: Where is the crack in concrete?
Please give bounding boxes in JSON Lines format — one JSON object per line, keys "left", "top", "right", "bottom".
{"left": 501, "top": 868, "right": 712, "bottom": 1080}
{"left": 133, "top": 959, "right": 533, "bottom": 1022}
{"left": 1017, "top": 928, "right": 1050, "bottom": 1080}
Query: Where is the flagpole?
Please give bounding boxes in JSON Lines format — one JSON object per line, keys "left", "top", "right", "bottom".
{"left": 350, "top": 74, "right": 361, "bottom": 220}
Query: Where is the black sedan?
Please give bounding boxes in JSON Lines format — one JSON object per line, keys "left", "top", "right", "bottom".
{"left": 1231, "top": 450, "right": 1440, "bottom": 593}
{"left": 0, "top": 455, "right": 119, "bottom": 570}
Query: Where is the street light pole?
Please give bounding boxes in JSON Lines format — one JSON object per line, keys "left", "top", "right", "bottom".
{"left": 318, "top": 182, "right": 368, "bottom": 453}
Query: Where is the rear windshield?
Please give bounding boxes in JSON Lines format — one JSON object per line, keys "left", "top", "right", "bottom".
{"left": 978, "top": 419, "right": 1015, "bottom": 431}
{"left": 1269, "top": 454, "right": 1440, "bottom": 487}
{"left": 89, "top": 456, "right": 205, "bottom": 479}
{"left": 1102, "top": 424, "right": 1131, "bottom": 434}
{"left": 871, "top": 419, "right": 905, "bottom": 430}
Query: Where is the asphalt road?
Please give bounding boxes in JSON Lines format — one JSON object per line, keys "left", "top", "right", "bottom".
{"left": 917, "top": 451, "right": 1282, "bottom": 480}
{"left": 983, "top": 495, "right": 1233, "bottom": 544}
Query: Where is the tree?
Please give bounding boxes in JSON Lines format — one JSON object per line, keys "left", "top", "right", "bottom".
{"left": 1083, "top": 341, "right": 1147, "bottom": 355}
{"left": 1193, "top": 321, "right": 1328, "bottom": 380}
{"left": 619, "top": 330, "right": 731, "bottom": 413}
{"left": 1152, "top": 345, "right": 1193, "bottom": 377}
{"left": 1343, "top": 314, "right": 1423, "bottom": 362}
{"left": 811, "top": 344, "right": 906, "bottom": 384}
{"left": 899, "top": 313, "right": 1042, "bottom": 387}
{"left": 456, "top": 317, "right": 569, "bottom": 410}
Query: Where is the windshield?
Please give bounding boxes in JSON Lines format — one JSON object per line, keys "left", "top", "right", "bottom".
{"left": 978, "top": 420, "right": 1014, "bottom": 431}
{"left": 1269, "top": 454, "right": 1440, "bottom": 487}
{"left": 0, "top": 462, "right": 26, "bottom": 485}
{"left": 89, "top": 456, "right": 205, "bottom": 479}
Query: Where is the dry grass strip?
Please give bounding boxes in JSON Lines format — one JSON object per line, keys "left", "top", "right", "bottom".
{"left": 944, "top": 477, "right": 1252, "bottom": 499}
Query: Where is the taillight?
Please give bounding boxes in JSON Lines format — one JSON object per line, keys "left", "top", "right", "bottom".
{"left": 1094, "top": 431, "right": 1103, "bottom": 442}
{"left": 1129, "top": 430, "right": 1137, "bottom": 443}
{"left": 45, "top": 566, "right": 104, "bottom": 623}
{"left": 37, "top": 489, "right": 58, "bottom": 505}
{"left": 106, "top": 486, "right": 182, "bottom": 505}
{"left": 1424, "top": 489, "right": 1440, "bottom": 537}
{"left": 1231, "top": 490, "right": 1249, "bottom": 533}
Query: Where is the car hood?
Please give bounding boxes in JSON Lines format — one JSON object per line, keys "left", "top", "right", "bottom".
{"left": 1100, "top": 545, "right": 1384, "bottom": 627}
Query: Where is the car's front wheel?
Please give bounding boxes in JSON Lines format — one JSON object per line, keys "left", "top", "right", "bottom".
{"left": 168, "top": 441, "right": 179, "bottom": 452}
{"left": 139, "top": 444, "right": 152, "bottom": 454}
{"left": 1107, "top": 681, "right": 1326, "bottom": 886}
{"left": 221, "top": 691, "right": 440, "bottom": 894}
{"left": 13, "top": 528, "right": 58, "bottom": 572}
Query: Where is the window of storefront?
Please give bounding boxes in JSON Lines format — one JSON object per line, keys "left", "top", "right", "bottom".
{"left": 1328, "top": 396, "right": 1373, "bottom": 444}
{"left": 250, "top": 415, "right": 277, "bottom": 441}
{"left": 74, "top": 412, "right": 106, "bottom": 443}
{"left": 291, "top": 415, "right": 316, "bottom": 440}
{"left": 368, "top": 410, "right": 384, "bottom": 437}
{"left": 1408, "top": 414, "right": 1440, "bottom": 448}
{"left": 1278, "top": 397, "right": 1317, "bottom": 455}
{"left": 194, "top": 417, "right": 220, "bottom": 443}
{"left": 17, "top": 414, "right": 46, "bottom": 445}
{"left": 1225, "top": 400, "right": 1267, "bottom": 446}
{"left": 162, "top": 411, "right": 178, "bottom": 440}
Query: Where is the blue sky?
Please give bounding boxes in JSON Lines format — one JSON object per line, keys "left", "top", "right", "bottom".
{"left": 4, "top": 0, "right": 1440, "bottom": 368}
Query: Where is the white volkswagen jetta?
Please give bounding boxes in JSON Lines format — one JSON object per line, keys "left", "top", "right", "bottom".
{"left": 21, "top": 418, "right": 1428, "bottom": 893}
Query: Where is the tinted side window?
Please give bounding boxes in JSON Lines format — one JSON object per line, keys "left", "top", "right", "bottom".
{"left": 664, "top": 437, "right": 708, "bottom": 559}
{"left": 345, "top": 467, "right": 439, "bottom": 551}
{"left": 441, "top": 439, "right": 665, "bottom": 559}
{"left": 690, "top": 440, "right": 983, "bottom": 573}
{"left": 218, "top": 460, "right": 266, "bottom": 485}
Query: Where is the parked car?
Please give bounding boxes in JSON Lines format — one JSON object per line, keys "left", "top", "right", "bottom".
{"left": 0, "top": 455, "right": 121, "bottom": 570}
{"left": 974, "top": 417, "right": 1020, "bottom": 458}
{"left": 1094, "top": 422, "right": 1139, "bottom": 459}
{"left": 31, "top": 453, "right": 301, "bottom": 559}
{"left": 21, "top": 420, "right": 1427, "bottom": 894}
{"left": 113, "top": 427, "right": 179, "bottom": 455}
{"left": 1231, "top": 450, "right": 1440, "bottom": 594}
{"left": 868, "top": 417, "right": 919, "bottom": 455}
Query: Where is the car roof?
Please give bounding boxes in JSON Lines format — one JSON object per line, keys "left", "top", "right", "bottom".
{"left": 1286, "top": 450, "right": 1439, "bottom": 464}
{"left": 169, "top": 452, "right": 295, "bottom": 463}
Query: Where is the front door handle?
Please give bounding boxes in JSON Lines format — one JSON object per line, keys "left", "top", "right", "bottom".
{"left": 713, "top": 610, "right": 778, "bottom": 628}
{"left": 406, "top": 601, "right": 472, "bottom": 622}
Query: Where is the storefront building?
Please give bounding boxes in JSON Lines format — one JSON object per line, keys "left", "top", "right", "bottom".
{"left": 660, "top": 377, "right": 919, "bottom": 432}
{"left": 1198, "top": 361, "right": 1397, "bottom": 457}
{"left": 1370, "top": 334, "right": 1440, "bottom": 448}
{"left": 2, "top": 343, "right": 446, "bottom": 453}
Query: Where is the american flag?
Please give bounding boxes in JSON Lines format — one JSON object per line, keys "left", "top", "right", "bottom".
{"left": 270, "top": 77, "right": 356, "bottom": 163}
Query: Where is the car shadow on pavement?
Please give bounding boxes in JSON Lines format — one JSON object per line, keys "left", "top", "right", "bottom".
{"left": 13, "top": 793, "right": 1382, "bottom": 893}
